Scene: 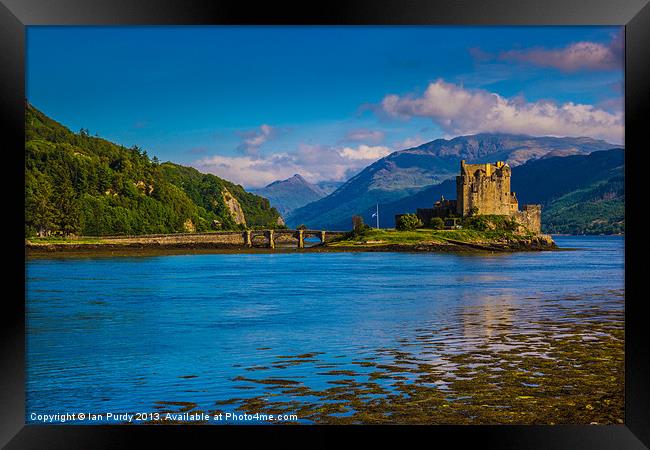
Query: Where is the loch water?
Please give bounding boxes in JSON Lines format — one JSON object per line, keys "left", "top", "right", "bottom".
{"left": 26, "top": 236, "right": 625, "bottom": 424}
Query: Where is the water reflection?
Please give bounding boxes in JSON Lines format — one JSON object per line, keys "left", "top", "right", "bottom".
{"left": 155, "top": 290, "right": 623, "bottom": 425}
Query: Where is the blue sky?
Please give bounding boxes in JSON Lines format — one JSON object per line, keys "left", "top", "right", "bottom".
{"left": 27, "top": 26, "right": 624, "bottom": 187}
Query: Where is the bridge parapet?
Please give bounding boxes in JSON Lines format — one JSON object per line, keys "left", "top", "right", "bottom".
{"left": 96, "top": 229, "right": 347, "bottom": 249}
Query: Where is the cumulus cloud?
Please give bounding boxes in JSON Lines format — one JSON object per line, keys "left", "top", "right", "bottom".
{"left": 344, "top": 128, "right": 385, "bottom": 144}
{"left": 380, "top": 79, "right": 623, "bottom": 143}
{"left": 474, "top": 32, "right": 623, "bottom": 72}
{"left": 195, "top": 153, "right": 306, "bottom": 187}
{"left": 339, "top": 144, "right": 391, "bottom": 161}
{"left": 195, "top": 143, "right": 392, "bottom": 188}
{"left": 235, "top": 124, "right": 275, "bottom": 157}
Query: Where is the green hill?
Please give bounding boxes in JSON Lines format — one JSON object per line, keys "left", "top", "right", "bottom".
{"left": 25, "top": 103, "right": 283, "bottom": 237}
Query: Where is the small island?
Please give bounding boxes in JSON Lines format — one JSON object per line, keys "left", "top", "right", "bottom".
{"left": 326, "top": 225, "right": 555, "bottom": 253}
{"left": 329, "top": 159, "right": 556, "bottom": 252}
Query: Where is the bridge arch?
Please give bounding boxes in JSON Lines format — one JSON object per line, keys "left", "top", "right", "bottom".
{"left": 243, "top": 229, "right": 344, "bottom": 249}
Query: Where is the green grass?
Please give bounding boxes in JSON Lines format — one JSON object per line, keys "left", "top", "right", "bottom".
{"left": 26, "top": 236, "right": 105, "bottom": 245}
{"left": 327, "top": 228, "right": 528, "bottom": 247}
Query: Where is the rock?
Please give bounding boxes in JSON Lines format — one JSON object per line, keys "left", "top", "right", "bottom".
{"left": 221, "top": 188, "right": 246, "bottom": 226}
{"left": 183, "top": 219, "right": 196, "bottom": 233}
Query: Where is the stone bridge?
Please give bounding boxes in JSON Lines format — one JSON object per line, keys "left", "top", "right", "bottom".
{"left": 93, "top": 229, "right": 348, "bottom": 249}
{"left": 245, "top": 229, "right": 346, "bottom": 249}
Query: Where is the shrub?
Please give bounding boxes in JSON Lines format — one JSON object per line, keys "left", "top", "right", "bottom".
{"left": 429, "top": 217, "right": 445, "bottom": 230}
{"left": 462, "top": 215, "right": 518, "bottom": 232}
{"left": 396, "top": 214, "right": 422, "bottom": 231}
{"left": 462, "top": 215, "right": 490, "bottom": 231}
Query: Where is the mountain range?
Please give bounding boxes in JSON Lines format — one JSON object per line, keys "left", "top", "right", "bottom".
{"left": 286, "top": 134, "right": 618, "bottom": 230}
{"left": 358, "top": 148, "right": 624, "bottom": 234}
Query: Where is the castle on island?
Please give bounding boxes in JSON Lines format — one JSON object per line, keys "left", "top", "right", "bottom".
{"left": 409, "top": 160, "right": 542, "bottom": 234}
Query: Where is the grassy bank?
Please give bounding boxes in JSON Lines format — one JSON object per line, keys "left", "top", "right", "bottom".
{"left": 27, "top": 236, "right": 107, "bottom": 245}
{"left": 326, "top": 227, "right": 555, "bottom": 251}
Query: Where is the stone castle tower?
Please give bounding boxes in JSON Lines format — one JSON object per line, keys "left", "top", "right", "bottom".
{"left": 456, "top": 160, "right": 519, "bottom": 216}
{"left": 409, "top": 160, "right": 542, "bottom": 234}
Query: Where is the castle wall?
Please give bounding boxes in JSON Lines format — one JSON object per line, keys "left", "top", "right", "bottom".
{"left": 513, "top": 205, "right": 542, "bottom": 234}
{"left": 416, "top": 199, "right": 457, "bottom": 224}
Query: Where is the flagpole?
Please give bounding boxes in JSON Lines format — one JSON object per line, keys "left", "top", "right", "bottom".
{"left": 376, "top": 203, "right": 379, "bottom": 229}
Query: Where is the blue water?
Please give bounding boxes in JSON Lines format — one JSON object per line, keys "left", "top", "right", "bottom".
{"left": 26, "top": 236, "right": 624, "bottom": 424}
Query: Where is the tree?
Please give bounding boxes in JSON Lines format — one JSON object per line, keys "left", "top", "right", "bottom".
{"left": 53, "top": 180, "right": 81, "bottom": 235}
{"left": 25, "top": 172, "right": 57, "bottom": 237}
{"left": 396, "top": 214, "right": 422, "bottom": 231}
{"left": 429, "top": 217, "right": 445, "bottom": 230}
{"left": 352, "top": 216, "right": 365, "bottom": 232}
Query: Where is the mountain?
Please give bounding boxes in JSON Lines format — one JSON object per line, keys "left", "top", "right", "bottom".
{"left": 315, "top": 180, "right": 344, "bottom": 196}
{"left": 374, "top": 149, "right": 624, "bottom": 234}
{"left": 251, "top": 174, "right": 328, "bottom": 218}
{"left": 286, "top": 133, "right": 616, "bottom": 230}
{"left": 25, "top": 103, "right": 283, "bottom": 237}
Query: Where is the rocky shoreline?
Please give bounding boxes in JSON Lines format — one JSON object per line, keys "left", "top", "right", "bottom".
{"left": 328, "top": 234, "right": 557, "bottom": 253}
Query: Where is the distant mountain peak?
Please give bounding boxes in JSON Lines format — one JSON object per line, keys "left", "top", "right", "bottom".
{"left": 287, "top": 173, "right": 308, "bottom": 184}
{"left": 253, "top": 173, "right": 328, "bottom": 218}
{"left": 266, "top": 173, "right": 309, "bottom": 188}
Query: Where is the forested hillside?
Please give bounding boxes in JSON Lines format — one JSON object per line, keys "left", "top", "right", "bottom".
{"left": 513, "top": 149, "right": 624, "bottom": 235}
{"left": 25, "top": 103, "right": 282, "bottom": 237}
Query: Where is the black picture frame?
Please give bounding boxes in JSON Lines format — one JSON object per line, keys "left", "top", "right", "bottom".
{"left": 2, "top": 0, "right": 648, "bottom": 448}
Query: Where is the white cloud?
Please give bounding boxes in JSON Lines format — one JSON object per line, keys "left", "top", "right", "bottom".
{"left": 499, "top": 33, "right": 623, "bottom": 72}
{"left": 339, "top": 144, "right": 391, "bottom": 161}
{"left": 195, "top": 153, "right": 308, "bottom": 187}
{"left": 470, "top": 32, "right": 623, "bottom": 73}
{"left": 195, "top": 143, "right": 393, "bottom": 188}
{"left": 236, "top": 124, "right": 275, "bottom": 156}
{"left": 380, "top": 79, "right": 623, "bottom": 144}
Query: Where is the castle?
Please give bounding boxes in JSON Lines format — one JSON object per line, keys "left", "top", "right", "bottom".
{"left": 412, "top": 160, "right": 541, "bottom": 233}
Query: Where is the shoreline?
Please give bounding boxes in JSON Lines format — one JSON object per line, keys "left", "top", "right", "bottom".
{"left": 25, "top": 234, "right": 560, "bottom": 258}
